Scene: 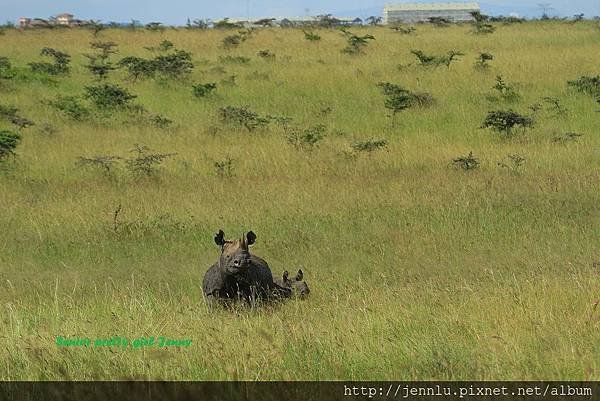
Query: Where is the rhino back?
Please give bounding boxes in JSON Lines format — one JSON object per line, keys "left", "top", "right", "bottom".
{"left": 202, "top": 263, "right": 224, "bottom": 296}
{"left": 247, "top": 255, "right": 274, "bottom": 287}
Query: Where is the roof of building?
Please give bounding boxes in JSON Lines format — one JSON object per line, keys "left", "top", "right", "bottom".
{"left": 384, "top": 2, "right": 479, "bottom": 11}
{"left": 55, "top": 13, "right": 74, "bottom": 17}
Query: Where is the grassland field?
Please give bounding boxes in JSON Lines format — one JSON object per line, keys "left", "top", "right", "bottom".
{"left": 0, "top": 20, "right": 599, "bottom": 380}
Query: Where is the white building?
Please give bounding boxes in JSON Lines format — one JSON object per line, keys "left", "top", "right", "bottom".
{"left": 55, "top": 13, "right": 74, "bottom": 25}
{"left": 383, "top": 2, "right": 480, "bottom": 24}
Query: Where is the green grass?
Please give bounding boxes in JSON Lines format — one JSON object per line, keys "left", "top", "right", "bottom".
{"left": 0, "top": 21, "right": 599, "bottom": 380}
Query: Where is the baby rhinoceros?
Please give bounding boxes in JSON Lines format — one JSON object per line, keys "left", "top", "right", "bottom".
{"left": 202, "top": 229, "right": 275, "bottom": 306}
{"left": 273, "top": 269, "right": 310, "bottom": 299}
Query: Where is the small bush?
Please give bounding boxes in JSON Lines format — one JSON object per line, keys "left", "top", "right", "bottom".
{"left": 28, "top": 47, "right": 71, "bottom": 75}
{"left": 542, "top": 96, "right": 568, "bottom": 116}
{"left": 118, "top": 50, "right": 193, "bottom": 81}
{"left": 186, "top": 19, "right": 209, "bottom": 29}
{"left": 0, "top": 104, "right": 34, "bottom": 129}
{"left": 411, "top": 49, "right": 463, "bottom": 68}
{"left": 490, "top": 75, "right": 520, "bottom": 102}
{"left": 473, "top": 23, "right": 496, "bottom": 34}
{"left": 351, "top": 139, "right": 388, "bottom": 152}
{"left": 390, "top": 25, "right": 416, "bottom": 34}
{"left": 453, "top": 151, "right": 479, "bottom": 170}
{"left": 475, "top": 52, "right": 493, "bottom": 69}
{"left": 214, "top": 156, "right": 235, "bottom": 178}
{"left": 377, "top": 82, "right": 435, "bottom": 116}
{"left": 77, "top": 155, "right": 122, "bottom": 175}
{"left": 125, "top": 144, "right": 176, "bottom": 177}
{"left": 0, "top": 57, "right": 15, "bottom": 81}
{"left": 222, "top": 30, "right": 252, "bottom": 48}
{"left": 145, "top": 40, "right": 174, "bottom": 52}
{"left": 149, "top": 114, "right": 173, "bottom": 129}
{"left": 118, "top": 56, "right": 157, "bottom": 81}
{"left": 0, "top": 130, "right": 21, "bottom": 160}
{"left": 257, "top": 50, "right": 275, "bottom": 60}
{"left": 84, "top": 83, "right": 137, "bottom": 109}
{"left": 88, "top": 20, "right": 105, "bottom": 37}
{"left": 219, "top": 106, "right": 269, "bottom": 131}
{"left": 266, "top": 115, "right": 293, "bottom": 126}
{"left": 285, "top": 124, "right": 326, "bottom": 151}
{"left": 48, "top": 96, "right": 90, "bottom": 120}
{"left": 153, "top": 50, "right": 194, "bottom": 79}
{"left": 84, "top": 41, "right": 118, "bottom": 80}
{"left": 192, "top": 82, "right": 217, "bottom": 98}
{"left": 303, "top": 30, "right": 321, "bottom": 41}
{"left": 481, "top": 110, "right": 534, "bottom": 136}
{"left": 567, "top": 75, "right": 600, "bottom": 99}
{"left": 341, "top": 30, "right": 375, "bottom": 55}
{"left": 497, "top": 154, "right": 525, "bottom": 172}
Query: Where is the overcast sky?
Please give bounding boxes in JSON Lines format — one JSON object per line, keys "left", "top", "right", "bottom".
{"left": 2, "top": 0, "right": 598, "bottom": 24}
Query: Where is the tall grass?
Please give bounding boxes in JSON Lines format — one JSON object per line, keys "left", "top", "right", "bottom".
{"left": 0, "top": 21, "right": 598, "bottom": 380}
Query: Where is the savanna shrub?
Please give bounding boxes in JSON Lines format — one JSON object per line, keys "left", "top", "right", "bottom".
{"left": 497, "top": 154, "right": 526, "bottom": 171}
{"left": 475, "top": 52, "right": 493, "bottom": 69}
{"left": 28, "top": 48, "right": 71, "bottom": 75}
{"left": 48, "top": 96, "right": 90, "bottom": 120}
{"left": 214, "top": 156, "right": 235, "bottom": 178}
{"left": 0, "top": 57, "right": 14, "bottom": 80}
{"left": 481, "top": 110, "right": 534, "bottom": 136}
{"left": 411, "top": 49, "right": 463, "bottom": 68}
{"left": 285, "top": 124, "right": 326, "bottom": 151}
{"left": 0, "top": 130, "right": 21, "bottom": 160}
{"left": 118, "top": 50, "right": 193, "bottom": 81}
{"left": 192, "top": 82, "right": 217, "bottom": 98}
{"left": 118, "top": 56, "right": 157, "bottom": 81}
{"left": 219, "top": 106, "right": 270, "bottom": 131}
{"left": 303, "top": 30, "right": 321, "bottom": 41}
{"left": 377, "top": 82, "right": 435, "bottom": 115}
{"left": 84, "top": 41, "right": 118, "bottom": 80}
{"left": 222, "top": 34, "right": 243, "bottom": 48}
{"left": 153, "top": 50, "right": 194, "bottom": 78}
{"left": 490, "top": 75, "right": 520, "bottom": 102}
{"left": 77, "top": 155, "right": 122, "bottom": 175}
{"left": 84, "top": 83, "right": 137, "bottom": 109}
{"left": 257, "top": 50, "right": 275, "bottom": 59}
{"left": 390, "top": 25, "right": 416, "bottom": 34}
{"left": 568, "top": 75, "right": 600, "bottom": 99}
{"left": 149, "top": 114, "right": 173, "bottom": 129}
{"left": 341, "top": 30, "right": 375, "bottom": 54}
{"left": 125, "top": 144, "right": 176, "bottom": 177}
{"left": 0, "top": 104, "right": 34, "bottom": 129}
{"left": 552, "top": 132, "right": 583, "bottom": 144}
{"left": 453, "top": 151, "right": 479, "bottom": 170}
{"left": 351, "top": 139, "right": 388, "bottom": 152}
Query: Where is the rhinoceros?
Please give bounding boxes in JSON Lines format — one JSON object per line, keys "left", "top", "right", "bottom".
{"left": 273, "top": 269, "right": 310, "bottom": 299}
{"left": 202, "top": 230, "right": 282, "bottom": 306}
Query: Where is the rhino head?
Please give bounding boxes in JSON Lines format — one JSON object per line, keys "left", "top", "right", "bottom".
{"left": 280, "top": 269, "right": 310, "bottom": 298}
{"left": 214, "top": 229, "right": 256, "bottom": 276}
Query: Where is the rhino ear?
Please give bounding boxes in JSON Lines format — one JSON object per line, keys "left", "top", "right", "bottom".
{"left": 282, "top": 270, "right": 289, "bottom": 281}
{"left": 246, "top": 231, "right": 256, "bottom": 246}
{"left": 214, "top": 230, "right": 225, "bottom": 246}
{"left": 295, "top": 269, "right": 303, "bottom": 281}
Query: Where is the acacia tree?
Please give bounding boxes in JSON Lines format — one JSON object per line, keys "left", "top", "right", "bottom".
{"left": 366, "top": 16, "right": 383, "bottom": 26}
